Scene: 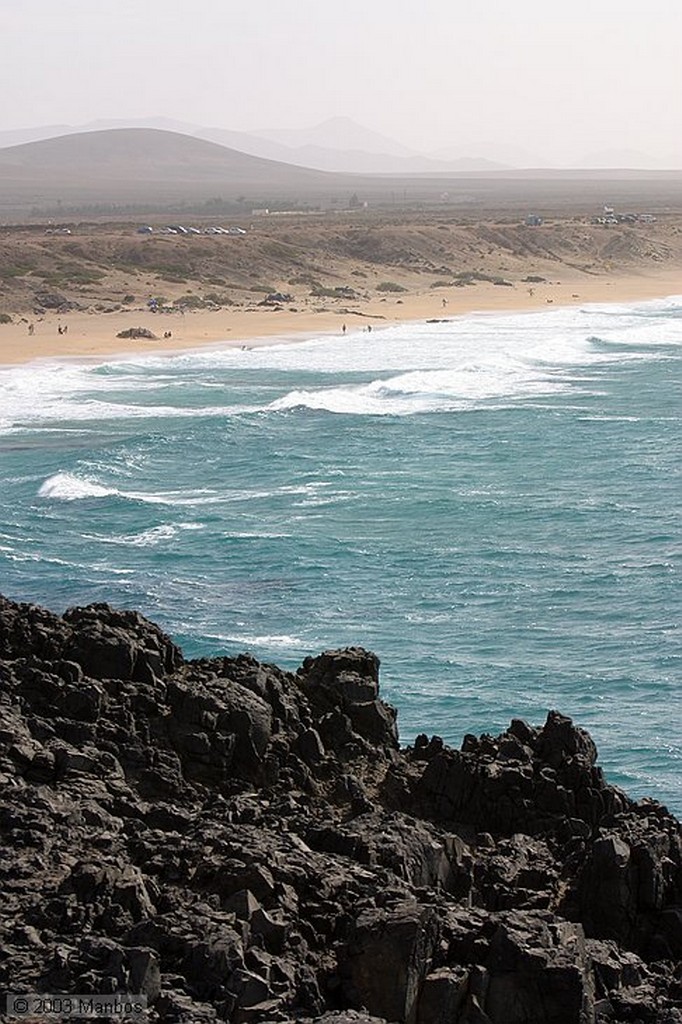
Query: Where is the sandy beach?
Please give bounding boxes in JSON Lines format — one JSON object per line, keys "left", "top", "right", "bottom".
{"left": 1, "top": 268, "right": 680, "bottom": 367}
{"left": 2, "top": 209, "right": 681, "bottom": 366}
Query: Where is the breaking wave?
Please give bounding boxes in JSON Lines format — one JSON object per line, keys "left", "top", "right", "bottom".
{"left": 38, "top": 473, "right": 117, "bottom": 501}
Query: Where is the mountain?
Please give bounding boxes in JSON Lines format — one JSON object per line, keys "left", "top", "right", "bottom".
{"left": 0, "top": 117, "right": 207, "bottom": 150}
{"left": 0, "top": 124, "right": 77, "bottom": 148}
{"left": 0, "top": 128, "right": 324, "bottom": 184}
{"left": 1, "top": 127, "right": 681, "bottom": 221}
{"left": 252, "top": 116, "right": 417, "bottom": 158}
{"left": 252, "top": 146, "right": 464, "bottom": 174}
{"left": 3, "top": 118, "right": 681, "bottom": 175}
{"left": 193, "top": 136, "right": 505, "bottom": 174}
{"left": 240, "top": 119, "right": 512, "bottom": 173}
{"left": 0, "top": 117, "right": 517, "bottom": 175}
{"left": 0, "top": 128, "right": 342, "bottom": 214}
{"left": 429, "top": 142, "right": 543, "bottom": 168}
{"left": 174, "top": 117, "right": 473, "bottom": 174}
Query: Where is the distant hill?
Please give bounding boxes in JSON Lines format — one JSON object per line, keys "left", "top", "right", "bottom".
{"left": 1, "top": 127, "right": 681, "bottom": 221}
{"left": 0, "top": 127, "right": 330, "bottom": 184}
{"left": 254, "top": 116, "right": 417, "bottom": 157}
{"left": 0, "top": 124, "right": 77, "bottom": 148}
{"left": 0, "top": 128, "right": 345, "bottom": 216}
{"left": 0, "top": 117, "right": 514, "bottom": 175}
{"left": 2, "top": 119, "right": 681, "bottom": 178}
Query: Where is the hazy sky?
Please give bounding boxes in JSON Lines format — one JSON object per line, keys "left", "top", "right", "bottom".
{"left": 2, "top": 0, "right": 682, "bottom": 165}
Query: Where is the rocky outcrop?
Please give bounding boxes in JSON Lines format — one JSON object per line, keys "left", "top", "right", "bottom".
{"left": 32, "top": 290, "right": 76, "bottom": 311}
{"left": 116, "top": 327, "right": 158, "bottom": 339}
{"left": 1, "top": 595, "right": 680, "bottom": 1023}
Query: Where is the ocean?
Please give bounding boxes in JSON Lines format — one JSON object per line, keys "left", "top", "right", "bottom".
{"left": 1, "top": 298, "right": 680, "bottom": 814}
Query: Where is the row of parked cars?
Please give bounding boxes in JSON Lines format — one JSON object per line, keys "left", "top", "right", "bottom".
{"left": 137, "top": 225, "right": 247, "bottom": 236}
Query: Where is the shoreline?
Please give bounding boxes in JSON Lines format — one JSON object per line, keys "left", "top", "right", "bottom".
{"left": 0, "top": 268, "right": 680, "bottom": 367}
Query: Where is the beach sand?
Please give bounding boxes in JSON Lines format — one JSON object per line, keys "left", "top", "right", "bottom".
{"left": 1, "top": 268, "right": 680, "bottom": 367}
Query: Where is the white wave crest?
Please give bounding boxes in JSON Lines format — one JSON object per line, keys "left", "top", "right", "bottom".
{"left": 38, "top": 472, "right": 117, "bottom": 500}
{"left": 269, "top": 385, "right": 436, "bottom": 417}
{"left": 206, "top": 631, "right": 304, "bottom": 649}
{"left": 122, "top": 525, "right": 179, "bottom": 545}
{"left": 268, "top": 357, "right": 571, "bottom": 417}
{"left": 38, "top": 472, "right": 230, "bottom": 507}
{"left": 83, "top": 522, "right": 206, "bottom": 546}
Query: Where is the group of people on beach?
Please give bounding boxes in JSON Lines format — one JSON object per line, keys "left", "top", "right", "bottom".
{"left": 26, "top": 322, "right": 69, "bottom": 336}
{"left": 342, "top": 323, "right": 372, "bottom": 335}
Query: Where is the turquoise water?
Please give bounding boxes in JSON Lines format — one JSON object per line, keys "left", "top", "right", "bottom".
{"left": 1, "top": 299, "right": 680, "bottom": 813}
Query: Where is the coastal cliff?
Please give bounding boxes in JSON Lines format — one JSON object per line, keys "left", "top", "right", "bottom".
{"left": 1, "top": 596, "right": 680, "bottom": 1023}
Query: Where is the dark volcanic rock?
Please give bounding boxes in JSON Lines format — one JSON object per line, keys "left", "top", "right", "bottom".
{"left": 33, "top": 290, "right": 74, "bottom": 310}
{"left": 116, "top": 327, "right": 158, "bottom": 339}
{"left": 416, "top": 710, "right": 630, "bottom": 835}
{"left": 340, "top": 903, "right": 440, "bottom": 1022}
{"left": 1, "top": 595, "right": 680, "bottom": 1023}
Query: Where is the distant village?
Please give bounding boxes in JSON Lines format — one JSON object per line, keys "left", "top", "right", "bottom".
{"left": 138, "top": 205, "right": 661, "bottom": 237}
{"left": 591, "top": 205, "right": 657, "bottom": 225}
{"left": 525, "top": 206, "right": 657, "bottom": 227}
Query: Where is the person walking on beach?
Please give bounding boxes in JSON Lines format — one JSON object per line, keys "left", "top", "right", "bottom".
{"left": 342, "top": 323, "right": 346, "bottom": 334}
{"left": 28, "top": 323, "right": 34, "bottom": 336}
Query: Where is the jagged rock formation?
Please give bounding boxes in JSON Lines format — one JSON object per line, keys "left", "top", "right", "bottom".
{"left": 1, "top": 596, "right": 681, "bottom": 1023}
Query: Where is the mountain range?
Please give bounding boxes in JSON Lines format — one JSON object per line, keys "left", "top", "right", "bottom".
{"left": 1, "top": 126, "right": 681, "bottom": 221}
{"left": 0, "top": 129, "right": 340, "bottom": 216}
{"left": 1, "top": 116, "right": 680, "bottom": 173}
{"left": 0, "top": 117, "right": 511, "bottom": 175}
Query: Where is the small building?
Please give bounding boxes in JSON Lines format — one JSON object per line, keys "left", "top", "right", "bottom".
{"left": 525, "top": 214, "right": 543, "bottom": 226}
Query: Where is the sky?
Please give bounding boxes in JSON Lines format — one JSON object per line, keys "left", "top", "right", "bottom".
{"left": 2, "top": 0, "right": 682, "bottom": 166}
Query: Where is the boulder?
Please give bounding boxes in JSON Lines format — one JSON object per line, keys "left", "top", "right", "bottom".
{"left": 340, "top": 905, "right": 440, "bottom": 1023}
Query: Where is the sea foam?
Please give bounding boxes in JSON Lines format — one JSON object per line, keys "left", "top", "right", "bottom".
{"left": 38, "top": 472, "right": 117, "bottom": 501}
{"left": 3, "top": 297, "right": 681, "bottom": 813}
